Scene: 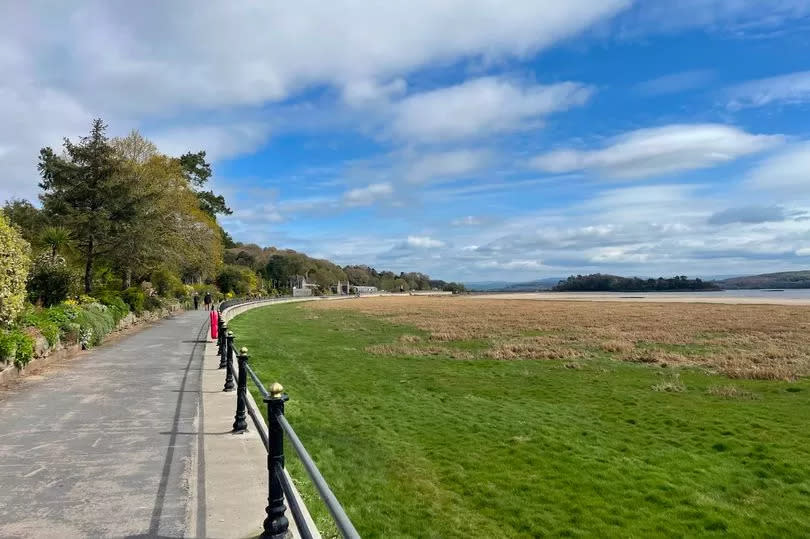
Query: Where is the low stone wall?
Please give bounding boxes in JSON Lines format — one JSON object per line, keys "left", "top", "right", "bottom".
{"left": 0, "top": 303, "right": 183, "bottom": 387}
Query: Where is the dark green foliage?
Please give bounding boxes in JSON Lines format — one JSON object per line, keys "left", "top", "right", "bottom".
{"left": 74, "top": 304, "right": 116, "bottom": 347}
{"left": 216, "top": 264, "right": 257, "bottom": 295}
{"left": 121, "top": 287, "right": 146, "bottom": 314}
{"left": 0, "top": 331, "right": 19, "bottom": 361}
{"left": 44, "top": 303, "right": 80, "bottom": 332}
{"left": 12, "top": 332, "right": 34, "bottom": 368}
{"left": 178, "top": 150, "right": 232, "bottom": 217}
{"left": 554, "top": 273, "right": 721, "bottom": 292}
{"left": 1, "top": 198, "right": 46, "bottom": 244}
{"left": 38, "top": 119, "right": 137, "bottom": 293}
{"left": 222, "top": 229, "right": 237, "bottom": 249}
{"left": 0, "top": 329, "right": 36, "bottom": 368}
{"left": 92, "top": 291, "right": 130, "bottom": 323}
{"left": 18, "top": 307, "right": 60, "bottom": 346}
{"left": 144, "top": 294, "right": 164, "bottom": 311}
{"left": 343, "top": 265, "right": 465, "bottom": 292}
{"left": 151, "top": 268, "right": 186, "bottom": 298}
{"left": 718, "top": 270, "right": 810, "bottom": 289}
{"left": 27, "top": 254, "right": 74, "bottom": 306}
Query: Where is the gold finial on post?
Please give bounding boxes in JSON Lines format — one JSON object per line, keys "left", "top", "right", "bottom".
{"left": 270, "top": 382, "right": 284, "bottom": 398}
{"left": 240, "top": 347, "right": 248, "bottom": 355}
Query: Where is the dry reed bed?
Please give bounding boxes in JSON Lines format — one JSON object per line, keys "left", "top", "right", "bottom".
{"left": 309, "top": 297, "right": 810, "bottom": 380}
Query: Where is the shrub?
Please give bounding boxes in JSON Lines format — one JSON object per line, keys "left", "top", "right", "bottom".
{"left": 74, "top": 303, "right": 116, "bottom": 348}
{"left": 13, "top": 331, "right": 34, "bottom": 368}
{"left": 92, "top": 290, "right": 130, "bottom": 323}
{"left": 27, "top": 253, "right": 74, "bottom": 307}
{"left": 36, "top": 321, "right": 59, "bottom": 347}
{"left": 151, "top": 268, "right": 186, "bottom": 299}
{"left": 121, "top": 287, "right": 146, "bottom": 314}
{"left": 0, "top": 212, "right": 31, "bottom": 326}
{"left": 0, "top": 331, "right": 17, "bottom": 362}
{"left": 216, "top": 264, "right": 258, "bottom": 296}
{"left": 144, "top": 294, "right": 164, "bottom": 311}
{"left": 18, "top": 306, "right": 61, "bottom": 346}
{"left": 45, "top": 303, "right": 80, "bottom": 333}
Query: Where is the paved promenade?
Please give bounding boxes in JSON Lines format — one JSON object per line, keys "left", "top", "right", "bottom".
{"left": 0, "top": 311, "right": 209, "bottom": 538}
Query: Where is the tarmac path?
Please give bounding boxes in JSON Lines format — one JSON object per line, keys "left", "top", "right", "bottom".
{"left": 0, "top": 310, "right": 210, "bottom": 538}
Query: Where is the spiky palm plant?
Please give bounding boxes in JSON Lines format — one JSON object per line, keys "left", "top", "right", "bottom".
{"left": 40, "top": 226, "right": 71, "bottom": 260}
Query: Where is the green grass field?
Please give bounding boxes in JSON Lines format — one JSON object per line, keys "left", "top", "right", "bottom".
{"left": 230, "top": 302, "right": 810, "bottom": 538}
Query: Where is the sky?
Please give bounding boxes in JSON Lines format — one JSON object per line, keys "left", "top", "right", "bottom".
{"left": 2, "top": 1, "right": 810, "bottom": 282}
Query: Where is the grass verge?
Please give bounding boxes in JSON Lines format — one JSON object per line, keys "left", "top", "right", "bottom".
{"left": 231, "top": 302, "right": 810, "bottom": 538}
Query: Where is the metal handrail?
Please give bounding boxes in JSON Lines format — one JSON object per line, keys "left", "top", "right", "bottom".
{"left": 244, "top": 362, "right": 360, "bottom": 537}
{"left": 245, "top": 363, "right": 269, "bottom": 399}
{"left": 221, "top": 296, "right": 362, "bottom": 538}
{"left": 274, "top": 412, "right": 361, "bottom": 539}
{"left": 274, "top": 464, "right": 316, "bottom": 539}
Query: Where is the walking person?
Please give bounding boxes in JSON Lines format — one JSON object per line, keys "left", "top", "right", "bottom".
{"left": 204, "top": 291, "right": 212, "bottom": 311}
{"left": 193, "top": 292, "right": 200, "bottom": 310}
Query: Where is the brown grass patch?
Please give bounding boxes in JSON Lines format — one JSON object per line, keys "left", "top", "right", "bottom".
{"left": 308, "top": 297, "right": 810, "bottom": 379}
{"left": 600, "top": 339, "right": 635, "bottom": 354}
{"left": 707, "top": 385, "right": 760, "bottom": 399}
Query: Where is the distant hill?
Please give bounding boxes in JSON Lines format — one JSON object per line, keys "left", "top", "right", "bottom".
{"left": 717, "top": 271, "right": 810, "bottom": 289}
{"left": 465, "top": 278, "right": 562, "bottom": 292}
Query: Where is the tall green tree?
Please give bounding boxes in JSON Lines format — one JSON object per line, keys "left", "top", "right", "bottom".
{"left": 109, "top": 132, "right": 223, "bottom": 287}
{"left": 1, "top": 199, "right": 46, "bottom": 245}
{"left": 38, "top": 119, "right": 135, "bottom": 292}
{"left": 178, "top": 151, "right": 232, "bottom": 217}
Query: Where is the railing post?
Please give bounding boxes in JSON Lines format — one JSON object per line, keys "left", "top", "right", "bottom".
{"left": 218, "top": 320, "right": 228, "bottom": 369}
{"left": 223, "top": 331, "right": 235, "bottom": 392}
{"left": 262, "top": 382, "right": 289, "bottom": 539}
{"left": 232, "top": 347, "right": 249, "bottom": 432}
{"left": 216, "top": 314, "right": 223, "bottom": 356}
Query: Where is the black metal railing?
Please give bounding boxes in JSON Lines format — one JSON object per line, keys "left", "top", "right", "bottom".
{"left": 217, "top": 301, "right": 361, "bottom": 539}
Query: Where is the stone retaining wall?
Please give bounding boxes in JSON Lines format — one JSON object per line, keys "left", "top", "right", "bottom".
{"left": 0, "top": 303, "right": 183, "bottom": 387}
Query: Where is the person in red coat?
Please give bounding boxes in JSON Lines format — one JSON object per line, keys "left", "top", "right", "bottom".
{"left": 210, "top": 309, "right": 219, "bottom": 341}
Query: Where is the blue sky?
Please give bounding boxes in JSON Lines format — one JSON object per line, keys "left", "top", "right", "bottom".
{"left": 3, "top": 2, "right": 810, "bottom": 282}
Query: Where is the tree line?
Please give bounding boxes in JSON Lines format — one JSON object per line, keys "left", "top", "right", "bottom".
{"left": 224, "top": 244, "right": 466, "bottom": 294}
{"left": 1, "top": 118, "right": 463, "bottom": 325}
{"left": 5, "top": 120, "right": 229, "bottom": 301}
{"left": 0, "top": 118, "right": 466, "bottom": 367}
{"left": 553, "top": 274, "right": 720, "bottom": 292}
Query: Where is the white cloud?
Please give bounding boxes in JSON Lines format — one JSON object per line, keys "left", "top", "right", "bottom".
{"left": 728, "top": 70, "right": 810, "bottom": 110}
{"left": 342, "top": 79, "right": 407, "bottom": 107}
{"left": 5, "top": 2, "right": 627, "bottom": 112}
{"left": 392, "top": 77, "right": 594, "bottom": 142}
{"left": 746, "top": 142, "right": 810, "bottom": 193}
{"left": 149, "top": 123, "right": 272, "bottom": 161}
{"left": 478, "top": 259, "right": 544, "bottom": 270}
{"left": 531, "top": 124, "right": 782, "bottom": 180}
{"left": 342, "top": 182, "right": 394, "bottom": 207}
{"left": 405, "top": 149, "right": 491, "bottom": 184}
{"left": 0, "top": 1, "right": 630, "bottom": 200}
{"left": 406, "top": 236, "right": 445, "bottom": 248}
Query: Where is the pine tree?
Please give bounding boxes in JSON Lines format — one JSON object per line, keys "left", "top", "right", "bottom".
{"left": 38, "top": 119, "right": 135, "bottom": 292}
